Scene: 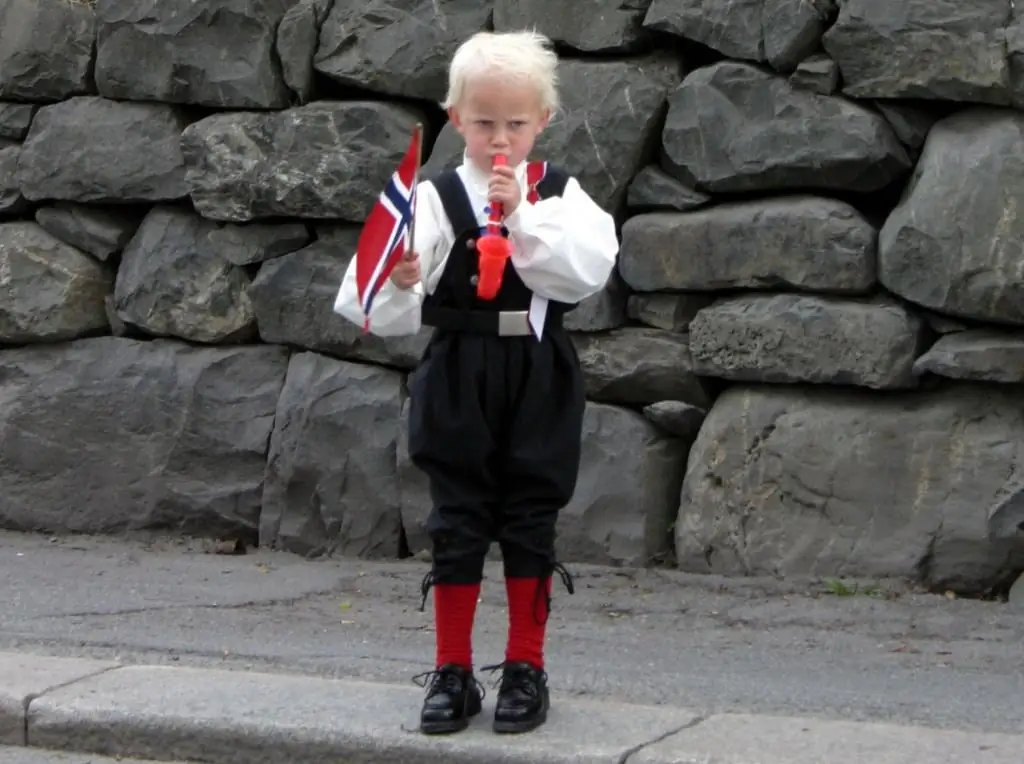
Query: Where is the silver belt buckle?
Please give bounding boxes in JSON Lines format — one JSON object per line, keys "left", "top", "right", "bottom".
{"left": 497, "top": 311, "right": 530, "bottom": 336}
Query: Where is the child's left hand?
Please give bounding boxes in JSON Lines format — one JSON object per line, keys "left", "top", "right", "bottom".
{"left": 488, "top": 163, "right": 521, "bottom": 216}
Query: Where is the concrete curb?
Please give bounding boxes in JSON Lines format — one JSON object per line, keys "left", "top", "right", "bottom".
{"left": 1, "top": 651, "right": 1020, "bottom": 763}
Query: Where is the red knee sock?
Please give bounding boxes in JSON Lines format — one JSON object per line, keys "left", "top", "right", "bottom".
{"left": 434, "top": 583, "right": 481, "bottom": 669}
{"left": 505, "top": 577, "right": 551, "bottom": 668}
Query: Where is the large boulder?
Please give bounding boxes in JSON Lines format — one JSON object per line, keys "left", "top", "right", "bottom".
{"left": 534, "top": 56, "right": 682, "bottom": 212}
{"left": 260, "top": 352, "right": 405, "bottom": 558}
{"left": 572, "top": 328, "right": 711, "bottom": 408}
{"left": 662, "top": 62, "right": 911, "bottom": 194}
{"left": 248, "top": 226, "right": 431, "bottom": 370}
{"left": 315, "top": 0, "right": 490, "bottom": 102}
{"left": 689, "top": 294, "right": 925, "bottom": 390}
{"left": 0, "top": 0, "right": 96, "bottom": 102}
{"left": 181, "top": 101, "right": 426, "bottom": 222}
{"left": 879, "top": 109, "right": 1024, "bottom": 326}
{"left": 677, "top": 384, "right": 1024, "bottom": 594}
{"left": 494, "top": 0, "right": 651, "bottom": 52}
{"left": 644, "top": 0, "right": 837, "bottom": 72}
{"left": 113, "top": 207, "right": 256, "bottom": 344}
{"left": 95, "top": 0, "right": 292, "bottom": 108}
{"left": 34, "top": 203, "right": 142, "bottom": 263}
{"left": 913, "top": 330, "right": 1024, "bottom": 384}
{"left": 619, "top": 197, "right": 877, "bottom": 294}
{"left": 0, "top": 338, "right": 289, "bottom": 541}
{"left": 17, "top": 97, "right": 190, "bottom": 204}
{"left": 0, "top": 223, "right": 112, "bottom": 344}
{"left": 822, "top": 0, "right": 1013, "bottom": 104}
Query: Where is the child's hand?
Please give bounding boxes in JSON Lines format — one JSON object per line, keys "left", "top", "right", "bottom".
{"left": 489, "top": 163, "right": 521, "bottom": 216}
{"left": 390, "top": 251, "right": 421, "bottom": 289}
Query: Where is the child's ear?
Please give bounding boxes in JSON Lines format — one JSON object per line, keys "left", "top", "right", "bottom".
{"left": 447, "top": 106, "right": 464, "bottom": 133}
{"left": 538, "top": 109, "right": 551, "bottom": 131}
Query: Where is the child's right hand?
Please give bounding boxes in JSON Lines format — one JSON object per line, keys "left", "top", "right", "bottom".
{"left": 390, "top": 250, "right": 421, "bottom": 289}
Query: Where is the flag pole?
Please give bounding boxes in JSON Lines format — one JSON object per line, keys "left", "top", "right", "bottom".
{"left": 407, "top": 123, "right": 423, "bottom": 257}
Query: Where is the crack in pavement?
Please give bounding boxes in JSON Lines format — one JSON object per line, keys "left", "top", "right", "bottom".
{"left": 24, "top": 589, "right": 344, "bottom": 620}
{"left": 619, "top": 713, "right": 709, "bottom": 764}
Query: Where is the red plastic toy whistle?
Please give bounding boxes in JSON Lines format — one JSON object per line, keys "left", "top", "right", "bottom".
{"left": 476, "top": 154, "right": 513, "bottom": 300}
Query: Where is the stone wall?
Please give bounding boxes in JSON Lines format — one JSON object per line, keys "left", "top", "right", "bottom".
{"left": 2, "top": 0, "right": 1024, "bottom": 595}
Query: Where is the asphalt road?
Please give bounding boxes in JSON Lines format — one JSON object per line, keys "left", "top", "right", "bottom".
{"left": 2, "top": 531, "right": 1022, "bottom": 735}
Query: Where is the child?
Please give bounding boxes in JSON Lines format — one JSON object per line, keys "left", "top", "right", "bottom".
{"left": 333, "top": 30, "right": 619, "bottom": 735}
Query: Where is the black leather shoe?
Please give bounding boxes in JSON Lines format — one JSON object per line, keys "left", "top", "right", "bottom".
{"left": 490, "top": 661, "right": 550, "bottom": 734}
{"left": 415, "top": 664, "right": 484, "bottom": 735}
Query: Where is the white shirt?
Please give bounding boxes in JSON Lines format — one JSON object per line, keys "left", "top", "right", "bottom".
{"left": 333, "top": 155, "right": 620, "bottom": 338}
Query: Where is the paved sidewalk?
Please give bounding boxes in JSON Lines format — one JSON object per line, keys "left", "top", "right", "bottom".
{"left": 0, "top": 650, "right": 1021, "bottom": 764}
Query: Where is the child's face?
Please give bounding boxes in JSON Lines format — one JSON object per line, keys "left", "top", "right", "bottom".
{"left": 447, "top": 74, "right": 551, "bottom": 172}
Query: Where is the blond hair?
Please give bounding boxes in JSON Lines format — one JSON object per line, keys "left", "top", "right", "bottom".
{"left": 442, "top": 30, "right": 559, "bottom": 113}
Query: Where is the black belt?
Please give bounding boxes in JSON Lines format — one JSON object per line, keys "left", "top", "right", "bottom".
{"left": 422, "top": 305, "right": 558, "bottom": 336}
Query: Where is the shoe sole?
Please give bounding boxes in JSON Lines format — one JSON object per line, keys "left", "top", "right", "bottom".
{"left": 492, "top": 697, "right": 549, "bottom": 734}
{"left": 420, "top": 698, "right": 483, "bottom": 735}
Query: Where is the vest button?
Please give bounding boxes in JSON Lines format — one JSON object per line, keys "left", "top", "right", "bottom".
{"left": 469, "top": 275, "right": 479, "bottom": 285}
{"left": 466, "top": 238, "right": 476, "bottom": 250}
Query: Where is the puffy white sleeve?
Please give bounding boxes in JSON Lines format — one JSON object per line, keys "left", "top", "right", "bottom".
{"left": 503, "top": 177, "right": 619, "bottom": 303}
{"left": 332, "top": 180, "right": 449, "bottom": 337}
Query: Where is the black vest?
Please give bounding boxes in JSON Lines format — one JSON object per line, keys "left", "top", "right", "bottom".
{"left": 420, "top": 166, "right": 574, "bottom": 333}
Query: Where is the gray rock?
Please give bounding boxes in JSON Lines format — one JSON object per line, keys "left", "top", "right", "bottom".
{"left": 923, "top": 311, "right": 969, "bottom": 335}
{"left": 642, "top": 400, "right": 706, "bottom": 441}
{"left": 0, "top": 144, "right": 27, "bottom": 215}
{"left": 627, "top": 293, "right": 715, "bottom": 333}
{"left": 0, "top": 337, "right": 288, "bottom": 541}
{"left": 314, "top": 0, "right": 490, "bottom": 102}
{"left": 420, "top": 122, "right": 464, "bottom": 178}
{"left": 113, "top": 206, "right": 256, "bottom": 344}
{"left": 17, "top": 97, "right": 189, "bottom": 204}
{"left": 34, "top": 203, "right": 142, "bottom": 261}
{"left": 662, "top": 62, "right": 911, "bottom": 194}
{"left": 95, "top": 0, "right": 292, "bottom": 108}
{"left": 1010, "top": 572, "right": 1024, "bottom": 611}
{"left": 534, "top": 56, "right": 682, "bottom": 212}
{"left": 619, "top": 198, "right": 877, "bottom": 294}
{"left": 494, "top": 0, "right": 652, "bottom": 52}
{"left": 572, "top": 328, "right": 710, "bottom": 407}
{"left": 644, "top": 0, "right": 837, "bottom": 72}
{"left": 690, "top": 294, "right": 924, "bottom": 389}
{"left": 401, "top": 400, "right": 689, "bottom": 566}
{"left": 663, "top": 62, "right": 913, "bottom": 193}
{"left": 0, "top": 102, "right": 36, "bottom": 140}
{"left": 879, "top": 108, "right": 1024, "bottom": 325}
{"left": 677, "top": 383, "right": 1024, "bottom": 594}
{"left": 181, "top": 101, "right": 426, "bottom": 222}
{"left": 789, "top": 53, "right": 839, "bottom": 94}
{"left": 558, "top": 403, "right": 688, "bottom": 566}
{"left": 0, "top": 222, "right": 112, "bottom": 343}
{"left": 249, "top": 226, "right": 431, "bottom": 370}
{"left": 276, "top": 0, "right": 330, "bottom": 104}
{"left": 202, "top": 222, "right": 311, "bottom": 267}
{"left": 0, "top": 0, "right": 96, "bottom": 102}
{"left": 626, "top": 166, "right": 711, "bottom": 212}
{"left": 260, "top": 352, "right": 405, "bottom": 558}
{"left": 875, "top": 102, "right": 939, "bottom": 150}
{"left": 563, "top": 275, "right": 628, "bottom": 332}
{"left": 988, "top": 485, "right": 1024, "bottom": 542}
{"left": 822, "top": 0, "right": 1012, "bottom": 104}
{"left": 913, "top": 330, "right": 1024, "bottom": 383}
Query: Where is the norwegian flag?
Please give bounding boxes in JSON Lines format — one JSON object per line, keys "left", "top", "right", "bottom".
{"left": 355, "top": 123, "right": 423, "bottom": 332}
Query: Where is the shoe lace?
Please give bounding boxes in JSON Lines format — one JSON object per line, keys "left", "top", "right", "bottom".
{"left": 480, "top": 662, "right": 548, "bottom": 697}
{"left": 412, "top": 667, "right": 486, "bottom": 701}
